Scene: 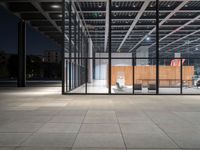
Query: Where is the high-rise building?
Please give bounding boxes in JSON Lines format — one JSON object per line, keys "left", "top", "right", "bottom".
{"left": 44, "top": 50, "right": 61, "bottom": 63}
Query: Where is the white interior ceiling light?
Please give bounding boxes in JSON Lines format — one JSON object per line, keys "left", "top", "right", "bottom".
{"left": 115, "top": 3, "right": 119, "bottom": 8}
{"left": 146, "top": 37, "right": 150, "bottom": 41}
{"left": 51, "top": 4, "right": 61, "bottom": 9}
{"left": 98, "top": 4, "right": 102, "bottom": 8}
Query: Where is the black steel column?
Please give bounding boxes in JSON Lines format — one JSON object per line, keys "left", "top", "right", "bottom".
{"left": 86, "top": 38, "right": 89, "bottom": 88}
{"left": 85, "top": 58, "right": 88, "bottom": 94}
{"left": 17, "top": 21, "right": 26, "bottom": 87}
{"left": 108, "top": 0, "right": 111, "bottom": 94}
{"left": 62, "top": 0, "right": 65, "bottom": 94}
{"left": 132, "top": 52, "right": 135, "bottom": 95}
{"left": 180, "top": 58, "right": 183, "bottom": 94}
{"left": 156, "top": 0, "right": 159, "bottom": 94}
{"left": 78, "top": 22, "right": 80, "bottom": 86}
{"left": 74, "top": 13, "right": 77, "bottom": 88}
{"left": 80, "top": 31, "right": 83, "bottom": 69}
{"left": 80, "top": 31, "right": 83, "bottom": 84}
{"left": 68, "top": 0, "right": 72, "bottom": 91}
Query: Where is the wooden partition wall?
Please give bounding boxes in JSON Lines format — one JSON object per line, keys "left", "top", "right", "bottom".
{"left": 111, "top": 66, "right": 194, "bottom": 87}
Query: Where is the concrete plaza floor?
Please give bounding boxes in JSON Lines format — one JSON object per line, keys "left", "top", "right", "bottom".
{"left": 0, "top": 87, "right": 200, "bottom": 149}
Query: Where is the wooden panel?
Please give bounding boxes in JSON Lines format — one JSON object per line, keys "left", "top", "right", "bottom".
{"left": 135, "top": 66, "right": 156, "bottom": 86}
{"left": 111, "top": 66, "right": 133, "bottom": 85}
{"left": 111, "top": 66, "right": 194, "bottom": 87}
{"left": 183, "top": 66, "right": 194, "bottom": 87}
{"left": 159, "top": 66, "right": 180, "bottom": 87}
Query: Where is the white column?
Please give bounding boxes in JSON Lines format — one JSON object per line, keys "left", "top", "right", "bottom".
{"left": 88, "top": 38, "right": 93, "bottom": 83}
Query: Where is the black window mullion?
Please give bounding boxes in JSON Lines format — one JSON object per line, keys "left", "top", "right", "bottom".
{"left": 132, "top": 52, "right": 135, "bottom": 95}
{"left": 68, "top": 0, "right": 72, "bottom": 91}
{"left": 181, "top": 58, "right": 183, "bottom": 94}
{"left": 74, "top": 14, "right": 77, "bottom": 88}
{"left": 156, "top": 0, "right": 159, "bottom": 94}
{"left": 108, "top": 0, "right": 111, "bottom": 94}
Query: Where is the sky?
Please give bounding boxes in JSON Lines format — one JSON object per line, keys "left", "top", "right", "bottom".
{"left": 0, "top": 6, "right": 61, "bottom": 55}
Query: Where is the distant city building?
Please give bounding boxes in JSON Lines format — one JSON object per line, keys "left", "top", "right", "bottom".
{"left": 44, "top": 50, "right": 61, "bottom": 63}
{"left": 34, "top": 55, "right": 43, "bottom": 62}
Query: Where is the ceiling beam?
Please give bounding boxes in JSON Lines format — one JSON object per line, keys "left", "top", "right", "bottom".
{"left": 171, "top": 37, "right": 200, "bottom": 51}
{"left": 0, "top": 1, "right": 62, "bottom": 46}
{"left": 74, "top": 0, "right": 189, "bottom": 1}
{"left": 74, "top": 1, "right": 91, "bottom": 39}
{"left": 89, "top": 29, "right": 198, "bottom": 33}
{"left": 79, "top": 10, "right": 200, "bottom": 13}
{"left": 15, "top": 18, "right": 200, "bottom": 22}
{"left": 187, "top": 43, "right": 200, "bottom": 51}
{"left": 86, "top": 25, "right": 200, "bottom": 28}
{"left": 159, "top": 29, "right": 200, "bottom": 51}
{"left": 128, "top": 0, "right": 190, "bottom": 52}
{"left": 116, "top": 1, "right": 150, "bottom": 52}
{"left": 84, "top": 18, "right": 200, "bottom": 21}
{"left": 29, "top": 0, "right": 75, "bottom": 45}
{"left": 149, "top": 14, "right": 200, "bottom": 48}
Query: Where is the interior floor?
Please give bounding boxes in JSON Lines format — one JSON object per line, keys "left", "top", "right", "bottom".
{"left": 1, "top": 87, "right": 200, "bottom": 149}
{"left": 69, "top": 80, "right": 200, "bottom": 94}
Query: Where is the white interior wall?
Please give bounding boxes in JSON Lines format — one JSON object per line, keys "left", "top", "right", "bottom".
{"left": 65, "top": 49, "right": 149, "bottom": 80}
{"left": 136, "top": 46, "right": 149, "bottom": 65}
{"left": 94, "top": 53, "right": 132, "bottom": 80}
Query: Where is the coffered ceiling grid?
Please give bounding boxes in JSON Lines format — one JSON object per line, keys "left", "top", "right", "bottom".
{"left": 1, "top": 0, "right": 200, "bottom": 57}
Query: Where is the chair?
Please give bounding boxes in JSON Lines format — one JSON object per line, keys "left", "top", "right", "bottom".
{"left": 196, "top": 80, "right": 200, "bottom": 88}
{"left": 148, "top": 84, "right": 156, "bottom": 92}
{"left": 134, "top": 84, "right": 142, "bottom": 91}
{"left": 116, "top": 82, "right": 123, "bottom": 90}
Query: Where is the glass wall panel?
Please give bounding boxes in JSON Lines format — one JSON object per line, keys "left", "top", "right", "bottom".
{"left": 69, "top": 58, "right": 86, "bottom": 94}
{"left": 159, "top": 1, "right": 200, "bottom": 59}
{"left": 77, "top": 0, "right": 109, "bottom": 94}
{"left": 134, "top": 58, "right": 156, "bottom": 94}
{"left": 111, "top": 1, "right": 156, "bottom": 58}
{"left": 64, "top": 0, "right": 87, "bottom": 94}
{"left": 183, "top": 59, "right": 200, "bottom": 94}
{"left": 159, "top": 58, "right": 181, "bottom": 94}
{"left": 110, "top": 0, "right": 157, "bottom": 95}
{"left": 111, "top": 59, "right": 133, "bottom": 94}
{"left": 158, "top": 1, "right": 200, "bottom": 95}
{"left": 87, "top": 58, "right": 109, "bottom": 94}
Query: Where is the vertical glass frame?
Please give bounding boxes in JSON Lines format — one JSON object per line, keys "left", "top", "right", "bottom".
{"left": 159, "top": 58, "right": 181, "bottom": 94}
